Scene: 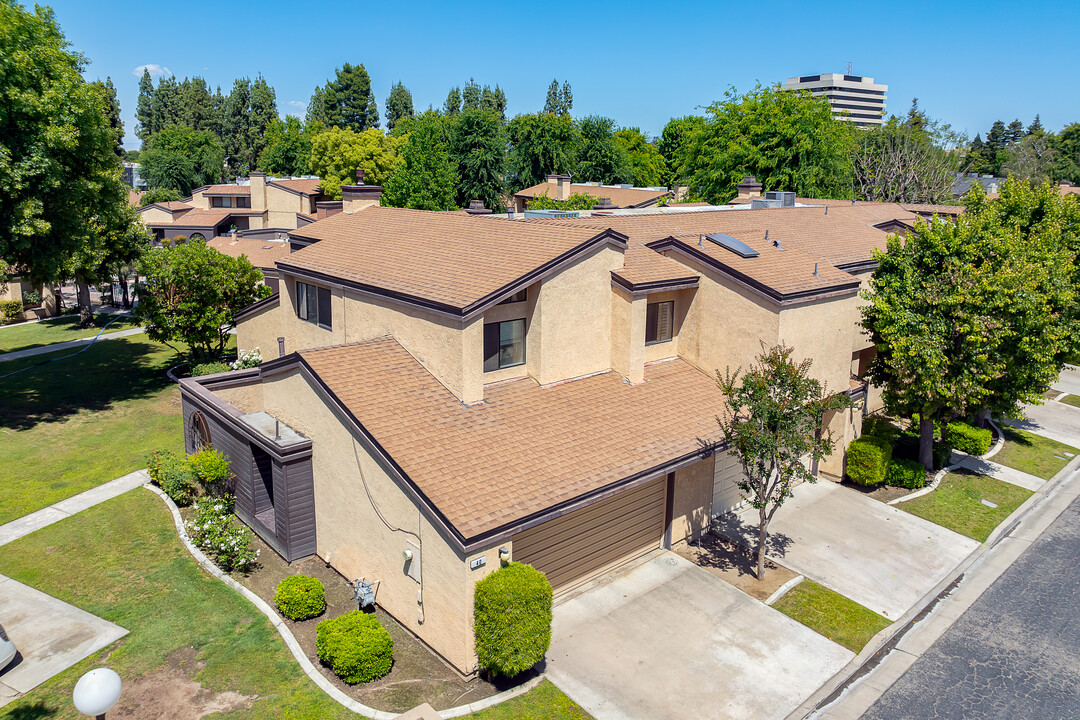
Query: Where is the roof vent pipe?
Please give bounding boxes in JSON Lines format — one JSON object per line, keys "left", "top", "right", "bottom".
{"left": 698, "top": 234, "right": 705, "bottom": 248}
{"left": 825, "top": 205, "right": 829, "bottom": 216}
{"left": 813, "top": 263, "right": 820, "bottom": 278}
{"left": 765, "top": 229, "right": 769, "bottom": 243}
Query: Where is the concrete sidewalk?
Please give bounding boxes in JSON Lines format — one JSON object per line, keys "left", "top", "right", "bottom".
{"left": 954, "top": 453, "right": 1046, "bottom": 491}
{"left": 0, "top": 469, "right": 150, "bottom": 547}
{"left": 0, "top": 326, "right": 145, "bottom": 364}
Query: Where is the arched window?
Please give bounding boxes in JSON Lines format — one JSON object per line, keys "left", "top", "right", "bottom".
{"left": 191, "top": 411, "right": 212, "bottom": 452}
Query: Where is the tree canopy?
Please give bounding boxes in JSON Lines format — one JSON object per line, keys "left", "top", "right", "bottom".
{"left": 614, "top": 127, "right": 664, "bottom": 187}
{"left": 678, "top": 85, "right": 856, "bottom": 203}
{"left": 317, "top": 63, "right": 379, "bottom": 132}
{"left": 852, "top": 114, "right": 964, "bottom": 203}
{"left": 542, "top": 79, "right": 573, "bottom": 116}
{"left": 385, "top": 81, "right": 414, "bottom": 132}
{"left": 382, "top": 111, "right": 456, "bottom": 210}
{"left": 507, "top": 112, "right": 578, "bottom": 190}
{"left": 309, "top": 126, "right": 404, "bottom": 199}
{"left": 450, "top": 109, "right": 507, "bottom": 212}
{"left": 575, "top": 115, "right": 633, "bottom": 185}
{"left": 258, "top": 116, "right": 313, "bottom": 177}
{"left": 139, "top": 125, "right": 225, "bottom": 196}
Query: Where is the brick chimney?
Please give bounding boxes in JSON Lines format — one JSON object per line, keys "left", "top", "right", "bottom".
{"left": 341, "top": 169, "right": 383, "bottom": 213}
{"left": 735, "top": 176, "right": 763, "bottom": 203}
{"left": 546, "top": 173, "right": 572, "bottom": 201}
{"left": 465, "top": 199, "right": 492, "bottom": 215}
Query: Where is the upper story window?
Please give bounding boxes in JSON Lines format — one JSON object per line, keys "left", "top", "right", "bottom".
{"left": 645, "top": 301, "right": 673, "bottom": 344}
{"left": 498, "top": 289, "right": 528, "bottom": 305}
{"left": 484, "top": 319, "right": 525, "bottom": 372}
{"left": 296, "top": 281, "right": 332, "bottom": 330}
{"left": 211, "top": 196, "right": 251, "bottom": 208}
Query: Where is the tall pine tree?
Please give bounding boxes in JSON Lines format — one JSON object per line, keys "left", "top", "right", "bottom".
{"left": 135, "top": 68, "right": 154, "bottom": 141}
{"left": 320, "top": 63, "right": 379, "bottom": 131}
{"left": 385, "top": 82, "right": 414, "bottom": 132}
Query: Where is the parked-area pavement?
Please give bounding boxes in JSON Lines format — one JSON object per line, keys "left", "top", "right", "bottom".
{"left": 546, "top": 552, "right": 851, "bottom": 720}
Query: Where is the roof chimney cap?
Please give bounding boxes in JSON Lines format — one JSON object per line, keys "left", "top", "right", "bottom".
{"left": 465, "top": 199, "right": 493, "bottom": 215}
{"left": 592, "top": 197, "right": 618, "bottom": 211}
{"left": 355, "top": 169, "right": 365, "bottom": 184}
{"left": 737, "top": 175, "right": 762, "bottom": 190}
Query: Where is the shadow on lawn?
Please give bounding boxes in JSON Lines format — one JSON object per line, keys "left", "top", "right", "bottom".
{"left": 0, "top": 313, "right": 137, "bottom": 355}
{"left": 0, "top": 337, "right": 178, "bottom": 431}
{"left": 3, "top": 702, "right": 57, "bottom": 720}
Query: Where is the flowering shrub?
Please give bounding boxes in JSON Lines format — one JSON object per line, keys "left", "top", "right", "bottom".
{"left": 184, "top": 495, "right": 259, "bottom": 572}
{"left": 231, "top": 347, "right": 262, "bottom": 370}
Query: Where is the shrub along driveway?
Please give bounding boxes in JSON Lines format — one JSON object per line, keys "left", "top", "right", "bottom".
{"left": 545, "top": 552, "right": 852, "bottom": 720}
{"left": 713, "top": 481, "right": 981, "bottom": 620}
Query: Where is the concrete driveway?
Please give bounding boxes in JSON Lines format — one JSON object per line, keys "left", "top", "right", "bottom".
{"left": 714, "top": 481, "right": 980, "bottom": 619}
{"left": 545, "top": 552, "right": 852, "bottom": 720}
{"left": 1005, "top": 398, "right": 1080, "bottom": 450}
{"left": 1051, "top": 365, "right": 1080, "bottom": 397}
{"left": 0, "top": 575, "right": 127, "bottom": 707}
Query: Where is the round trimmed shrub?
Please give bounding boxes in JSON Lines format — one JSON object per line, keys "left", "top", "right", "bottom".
{"left": 846, "top": 436, "right": 893, "bottom": 486}
{"left": 275, "top": 575, "right": 326, "bottom": 621}
{"left": 885, "top": 458, "right": 927, "bottom": 489}
{"left": 315, "top": 611, "right": 393, "bottom": 684}
{"left": 474, "top": 562, "right": 552, "bottom": 678}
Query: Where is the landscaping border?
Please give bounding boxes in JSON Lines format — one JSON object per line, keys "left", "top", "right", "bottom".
{"left": 144, "top": 484, "right": 543, "bottom": 719}
{"left": 888, "top": 418, "right": 1006, "bottom": 506}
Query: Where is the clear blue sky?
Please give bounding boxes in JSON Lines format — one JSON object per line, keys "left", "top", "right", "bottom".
{"left": 43, "top": 0, "right": 1080, "bottom": 150}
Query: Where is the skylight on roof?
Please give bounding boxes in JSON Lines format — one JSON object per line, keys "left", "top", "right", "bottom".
{"left": 705, "top": 233, "right": 759, "bottom": 258}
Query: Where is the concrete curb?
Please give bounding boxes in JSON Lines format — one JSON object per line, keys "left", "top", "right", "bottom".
{"left": 788, "top": 446, "right": 1080, "bottom": 720}
{"left": 166, "top": 361, "right": 187, "bottom": 384}
{"left": 144, "top": 484, "right": 541, "bottom": 719}
{"left": 765, "top": 575, "right": 805, "bottom": 606}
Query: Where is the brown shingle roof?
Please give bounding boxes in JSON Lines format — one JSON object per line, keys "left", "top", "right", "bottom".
{"left": 613, "top": 244, "right": 699, "bottom": 290}
{"left": 282, "top": 206, "right": 624, "bottom": 314}
{"left": 515, "top": 182, "right": 670, "bottom": 208}
{"left": 300, "top": 338, "right": 726, "bottom": 540}
{"left": 202, "top": 184, "right": 251, "bottom": 196}
{"left": 147, "top": 208, "right": 259, "bottom": 229}
{"left": 207, "top": 236, "right": 290, "bottom": 269}
{"left": 270, "top": 178, "right": 323, "bottom": 195}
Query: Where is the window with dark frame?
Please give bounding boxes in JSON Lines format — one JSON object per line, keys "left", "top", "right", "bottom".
{"left": 483, "top": 319, "right": 525, "bottom": 372}
{"left": 645, "top": 301, "right": 673, "bottom": 344}
{"left": 498, "top": 289, "right": 528, "bottom": 305}
{"left": 295, "top": 281, "right": 332, "bottom": 330}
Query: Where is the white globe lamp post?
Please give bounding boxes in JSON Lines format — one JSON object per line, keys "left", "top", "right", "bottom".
{"left": 72, "top": 668, "right": 122, "bottom": 719}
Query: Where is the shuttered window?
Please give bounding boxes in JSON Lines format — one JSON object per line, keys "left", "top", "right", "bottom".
{"left": 645, "top": 301, "right": 673, "bottom": 344}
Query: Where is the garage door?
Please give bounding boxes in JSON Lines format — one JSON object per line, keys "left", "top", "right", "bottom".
{"left": 513, "top": 477, "right": 667, "bottom": 595}
{"left": 713, "top": 450, "right": 747, "bottom": 517}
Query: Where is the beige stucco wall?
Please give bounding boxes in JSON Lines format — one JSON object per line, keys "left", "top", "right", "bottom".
{"left": 609, "top": 286, "right": 642, "bottom": 383}
{"left": 642, "top": 289, "right": 690, "bottom": 364}
{"left": 235, "top": 299, "right": 285, "bottom": 360}
{"left": 821, "top": 406, "right": 861, "bottom": 479}
{"left": 671, "top": 458, "right": 714, "bottom": 545}
{"left": 139, "top": 206, "right": 175, "bottom": 225}
{"left": 529, "top": 246, "right": 622, "bottom": 386}
{"left": 266, "top": 184, "right": 306, "bottom": 228}
{"left": 191, "top": 189, "right": 207, "bottom": 208}
{"left": 257, "top": 369, "right": 480, "bottom": 672}
{"left": 214, "top": 382, "right": 264, "bottom": 415}
{"left": 668, "top": 254, "right": 781, "bottom": 380}
{"left": 777, "top": 294, "right": 861, "bottom": 396}
{"left": 849, "top": 270, "right": 874, "bottom": 353}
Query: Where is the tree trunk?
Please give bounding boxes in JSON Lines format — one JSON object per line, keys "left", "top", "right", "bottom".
{"left": 75, "top": 275, "right": 94, "bottom": 329}
{"left": 757, "top": 507, "right": 768, "bottom": 580}
{"left": 919, "top": 413, "right": 935, "bottom": 471}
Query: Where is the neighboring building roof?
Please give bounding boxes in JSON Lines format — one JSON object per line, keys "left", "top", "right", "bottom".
{"left": 953, "top": 175, "right": 1005, "bottom": 197}
{"left": 269, "top": 178, "right": 323, "bottom": 196}
{"left": 146, "top": 208, "right": 259, "bottom": 230}
{"left": 202, "top": 184, "right": 251, "bottom": 196}
{"left": 128, "top": 189, "right": 144, "bottom": 207}
{"left": 207, "top": 236, "right": 291, "bottom": 269}
{"left": 299, "top": 337, "right": 726, "bottom": 541}
{"left": 612, "top": 244, "right": 699, "bottom": 292}
{"left": 515, "top": 182, "right": 670, "bottom": 208}
{"left": 281, "top": 206, "right": 627, "bottom": 316}
{"left": 139, "top": 200, "right": 194, "bottom": 214}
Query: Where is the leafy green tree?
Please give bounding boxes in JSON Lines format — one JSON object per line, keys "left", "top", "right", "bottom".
{"left": 862, "top": 181, "right": 1077, "bottom": 468}
{"left": 575, "top": 115, "right": 632, "bottom": 184}
{"left": 1003, "top": 135, "right": 1056, "bottom": 182}
{"left": 680, "top": 85, "right": 855, "bottom": 203}
{"left": 385, "top": 81, "right": 414, "bottom": 132}
{"left": 542, "top": 79, "right": 573, "bottom": 116}
{"left": 320, "top": 63, "right": 379, "bottom": 132}
{"left": 383, "top": 111, "right": 457, "bottom": 210}
{"left": 96, "top": 77, "right": 125, "bottom": 160}
{"left": 309, "top": 126, "right": 404, "bottom": 199}
{"left": 525, "top": 191, "right": 598, "bottom": 211}
{"left": 0, "top": 2, "right": 143, "bottom": 325}
{"left": 135, "top": 67, "right": 154, "bottom": 140}
{"left": 443, "top": 86, "right": 462, "bottom": 116}
{"left": 140, "top": 125, "right": 225, "bottom": 195}
{"left": 1052, "top": 123, "right": 1080, "bottom": 184}
{"left": 306, "top": 84, "right": 329, "bottom": 127}
{"left": 481, "top": 85, "right": 508, "bottom": 121}
{"left": 657, "top": 115, "right": 705, "bottom": 186}
{"left": 220, "top": 76, "right": 278, "bottom": 177}
{"left": 150, "top": 75, "right": 182, "bottom": 135}
{"left": 1027, "top": 115, "right": 1044, "bottom": 137}
{"left": 462, "top": 78, "right": 481, "bottom": 111}
{"left": 180, "top": 76, "right": 215, "bottom": 133}
{"left": 614, "top": 127, "right": 664, "bottom": 187}
{"left": 715, "top": 344, "right": 850, "bottom": 579}
{"left": 258, "top": 116, "right": 311, "bottom": 176}
{"left": 507, "top": 112, "right": 579, "bottom": 189}
{"left": 140, "top": 187, "right": 182, "bottom": 205}
{"left": 450, "top": 109, "right": 506, "bottom": 211}
{"left": 136, "top": 240, "right": 270, "bottom": 362}
{"left": 248, "top": 76, "right": 278, "bottom": 163}
{"left": 1005, "top": 119, "right": 1025, "bottom": 146}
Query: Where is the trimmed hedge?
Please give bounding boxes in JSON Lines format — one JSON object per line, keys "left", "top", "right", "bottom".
{"left": 474, "top": 562, "right": 553, "bottom": 678}
{"left": 315, "top": 611, "right": 393, "bottom": 684}
{"left": 944, "top": 421, "right": 993, "bottom": 456}
{"left": 146, "top": 450, "right": 196, "bottom": 505}
{"left": 846, "top": 436, "right": 893, "bottom": 486}
{"left": 862, "top": 416, "right": 900, "bottom": 444}
{"left": 885, "top": 458, "right": 927, "bottom": 489}
{"left": 275, "top": 575, "right": 326, "bottom": 621}
{"left": 1, "top": 300, "right": 23, "bottom": 324}
{"left": 894, "top": 432, "right": 954, "bottom": 469}
{"left": 191, "top": 361, "right": 230, "bottom": 377}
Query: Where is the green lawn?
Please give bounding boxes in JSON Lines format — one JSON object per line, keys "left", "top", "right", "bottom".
{"left": 0, "top": 313, "right": 141, "bottom": 354}
{"left": 994, "top": 426, "right": 1078, "bottom": 480}
{"left": 0, "top": 333, "right": 190, "bottom": 524}
{"left": 0, "top": 489, "right": 588, "bottom": 720}
{"left": 899, "top": 471, "right": 1033, "bottom": 542}
{"left": 771, "top": 580, "right": 891, "bottom": 653}
{"left": 1059, "top": 394, "right": 1080, "bottom": 409}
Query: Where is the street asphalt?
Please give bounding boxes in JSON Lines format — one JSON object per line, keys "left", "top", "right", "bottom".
{"left": 861, "top": 493, "right": 1080, "bottom": 719}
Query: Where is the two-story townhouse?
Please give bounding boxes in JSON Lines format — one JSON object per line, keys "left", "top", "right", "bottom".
{"left": 177, "top": 189, "right": 927, "bottom": 674}
{"left": 139, "top": 173, "right": 327, "bottom": 243}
